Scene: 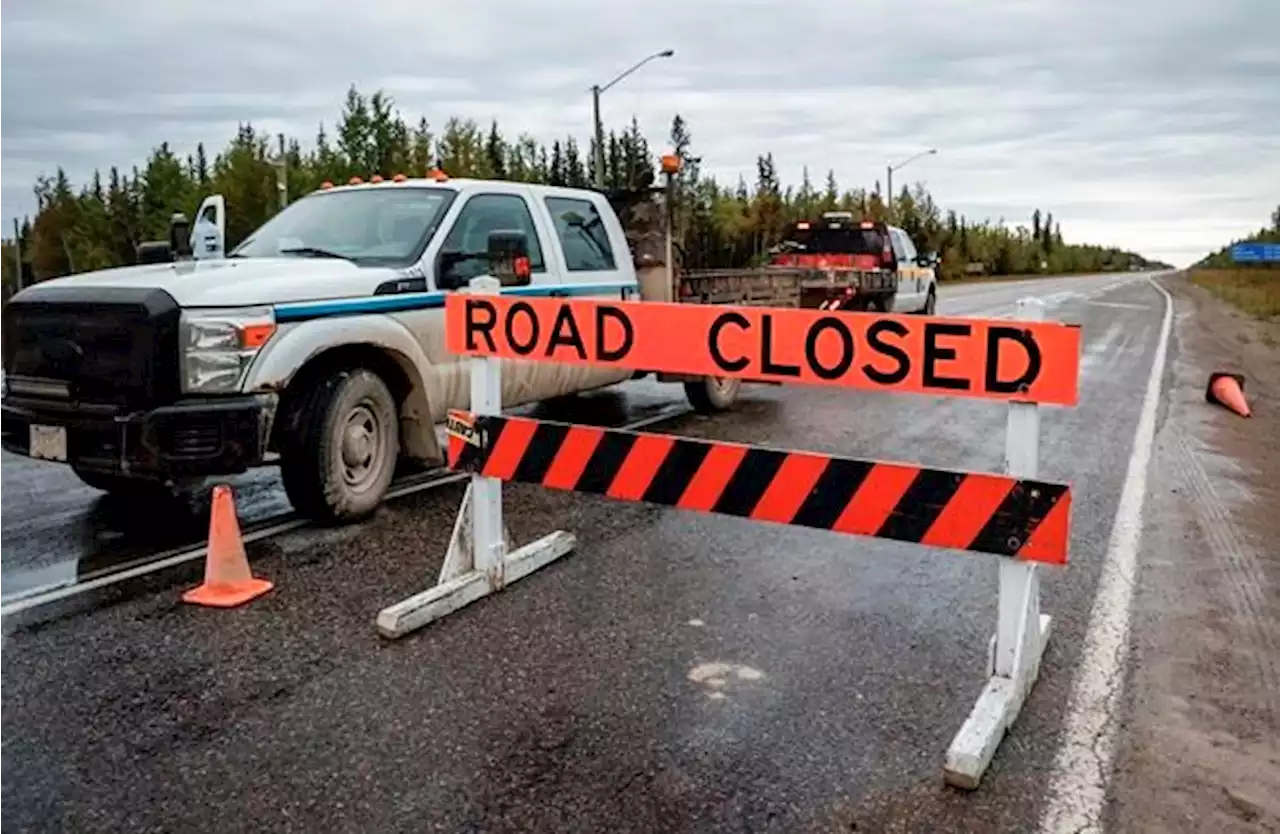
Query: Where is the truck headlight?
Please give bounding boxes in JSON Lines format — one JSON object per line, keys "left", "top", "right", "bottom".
{"left": 180, "top": 307, "right": 277, "bottom": 394}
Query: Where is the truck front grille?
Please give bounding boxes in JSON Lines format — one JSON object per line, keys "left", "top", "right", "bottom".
{"left": 2, "top": 285, "right": 182, "bottom": 408}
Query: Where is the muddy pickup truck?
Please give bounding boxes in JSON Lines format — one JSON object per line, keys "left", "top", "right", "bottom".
{"left": 1, "top": 164, "right": 896, "bottom": 524}
{"left": 677, "top": 212, "right": 938, "bottom": 315}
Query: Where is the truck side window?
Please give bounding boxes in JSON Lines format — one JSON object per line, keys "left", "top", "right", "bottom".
{"left": 889, "top": 229, "right": 908, "bottom": 261}
{"left": 544, "top": 197, "right": 617, "bottom": 271}
{"left": 438, "top": 193, "right": 545, "bottom": 288}
{"left": 899, "top": 232, "right": 918, "bottom": 262}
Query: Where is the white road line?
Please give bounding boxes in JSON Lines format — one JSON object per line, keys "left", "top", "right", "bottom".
{"left": 0, "top": 405, "right": 692, "bottom": 617}
{"left": 0, "top": 517, "right": 310, "bottom": 617}
{"left": 1086, "top": 301, "right": 1150, "bottom": 311}
{"left": 1037, "top": 277, "right": 1173, "bottom": 834}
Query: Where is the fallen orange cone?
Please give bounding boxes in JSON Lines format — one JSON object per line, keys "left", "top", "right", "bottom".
{"left": 183, "top": 484, "right": 274, "bottom": 607}
{"left": 1205, "top": 371, "right": 1252, "bottom": 418}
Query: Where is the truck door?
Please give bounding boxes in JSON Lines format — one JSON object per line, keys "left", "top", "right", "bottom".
{"left": 891, "top": 228, "right": 923, "bottom": 311}
{"left": 425, "top": 190, "right": 558, "bottom": 411}
{"left": 190, "top": 194, "right": 226, "bottom": 259}
{"left": 538, "top": 193, "right": 635, "bottom": 390}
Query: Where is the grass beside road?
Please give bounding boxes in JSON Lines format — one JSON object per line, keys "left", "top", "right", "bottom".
{"left": 1189, "top": 268, "right": 1280, "bottom": 320}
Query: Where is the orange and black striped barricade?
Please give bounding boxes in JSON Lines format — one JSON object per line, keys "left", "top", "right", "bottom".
{"left": 377, "top": 276, "right": 1082, "bottom": 791}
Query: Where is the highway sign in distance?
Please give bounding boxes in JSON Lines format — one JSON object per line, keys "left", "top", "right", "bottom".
{"left": 1231, "top": 242, "right": 1280, "bottom": 263}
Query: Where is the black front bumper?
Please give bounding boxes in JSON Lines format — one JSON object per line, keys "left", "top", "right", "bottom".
{"left": 0, "top": 394, "right": 278, "bottom": 479}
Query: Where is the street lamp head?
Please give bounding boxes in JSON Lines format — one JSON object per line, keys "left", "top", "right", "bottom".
{"left": 928, "top": 148, "right": 938, "bottom": 154}
{"left": 659, "top": 49, "right": 675, "bottom": 57}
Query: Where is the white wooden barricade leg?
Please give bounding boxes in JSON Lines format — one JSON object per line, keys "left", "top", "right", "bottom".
{"left": 944, "top": 297, "right": 1054, "bottom": 789}
{"left": 376, "top": 276, "right": 577, "bottom": 640}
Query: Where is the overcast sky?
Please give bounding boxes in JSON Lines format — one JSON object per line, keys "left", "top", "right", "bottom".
{"left": 3, "top": 0, "right": 1277, "bottom": 266}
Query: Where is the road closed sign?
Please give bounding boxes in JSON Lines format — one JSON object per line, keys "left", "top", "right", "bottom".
{"left": 445, "top": 295, "right": 1082, "bottom": 405}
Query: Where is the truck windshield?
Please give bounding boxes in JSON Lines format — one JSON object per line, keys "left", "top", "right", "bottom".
{"left": 787, "top": 225, "right": 884, "bottom": 255}
{"left": 232, "top": 187, "right": 456, "bottom": 265}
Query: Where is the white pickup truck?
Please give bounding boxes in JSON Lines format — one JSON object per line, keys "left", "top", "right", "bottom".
{"left": 2, "top": 175, "right": 753, "bottom": 522}
{"left": 3, "top": 170, "right": 937, "bottom": 523}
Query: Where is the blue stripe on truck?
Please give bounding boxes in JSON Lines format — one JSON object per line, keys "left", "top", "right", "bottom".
{"left": 273, "top": 281, "right": 639, "bottom": 322}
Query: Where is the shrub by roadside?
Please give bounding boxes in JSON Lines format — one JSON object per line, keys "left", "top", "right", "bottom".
{"left": 1189, "top": 268, "right": 1280, "bottom": 321}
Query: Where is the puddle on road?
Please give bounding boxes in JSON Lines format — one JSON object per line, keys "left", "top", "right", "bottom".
{"left": 688, "top": 661, "right": 767, "bottom": 701}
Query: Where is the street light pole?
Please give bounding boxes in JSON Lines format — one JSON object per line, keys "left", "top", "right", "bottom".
{"left": 593, "top": 84, "right": 605, "bottom": 191}
{"left": 886, "top": 148, "right": 937, "bottom": 221}
{"left": 591, "top": 48, "right": 675, "bottom": 190}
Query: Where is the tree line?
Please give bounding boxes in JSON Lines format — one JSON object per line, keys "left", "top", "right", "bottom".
{"left": 1, "top": 85, "right": 1167, "bottom": 299}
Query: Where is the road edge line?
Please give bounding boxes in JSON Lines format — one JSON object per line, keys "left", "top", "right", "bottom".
{"left": 1036, "top": 276, "right": 1173, "bottom": 833}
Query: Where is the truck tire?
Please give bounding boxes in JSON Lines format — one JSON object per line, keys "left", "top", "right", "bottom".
{"left": 279, "top": 368, "right": 400, "bottom": 524}
{"left": 684, "top": 376, "right": 741, "bottom": 413}
{"left": 920, "top": 286, "right": 937, "bottom": 315}
{"left": 868, "top": 294, "right": 894, "bottom": 313}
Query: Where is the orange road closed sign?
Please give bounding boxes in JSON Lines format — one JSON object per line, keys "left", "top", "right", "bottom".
{"left": 445, "top": 295, "right": 1082, "bottom": 405}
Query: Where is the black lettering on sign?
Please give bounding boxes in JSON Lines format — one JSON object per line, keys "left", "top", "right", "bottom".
{"left": 761, "top": 314, "right": 801, "bottom": 377}
{"left": 804, "top": 317, "right": 855, "bottom": 380}
{"left": 863, "top": 319, "right": 910, "bottom": 384}
{"left": 505, "top": 301, "right": 539, "bottom": 355}
{"left": 546, "top": 304, "right": 588, "bottom": 360}
{"left": 708, "top": 311, "right": 750, "bottom": 372}
{"left": 446, "top": 411, "right": 479, "bottom": 447}
{"left": 465, "top": 298, "right": 498, "bottom": 352}
{"left": 595, "top": 305, "right": 634, "bottom": 362}
{"left": 985, "top": 326, "right": 1043, "bottom": 394}
{"left": 923, "top": 322, "right": 972, "bottom": 391}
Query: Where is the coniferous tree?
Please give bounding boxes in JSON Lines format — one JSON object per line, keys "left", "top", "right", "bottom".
{"left": 3, "top": 85, "right": 1159, "bottom": 283}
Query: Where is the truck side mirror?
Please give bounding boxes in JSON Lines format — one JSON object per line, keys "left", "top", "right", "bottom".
{"left": 169, "top": 213, "right": 193, "bottom": 260}
{"left": 486, "top": 229, "right": 532, "bottom": 287}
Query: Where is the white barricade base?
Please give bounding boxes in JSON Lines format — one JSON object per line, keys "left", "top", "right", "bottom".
{"left": 944, "top": 598, "right": 1052, "bottom": 789}
{"left": 375, "top": 481, "right": 577, "bottom": 639}
{"left": 375, "top": 275, "right": 576, "bottom": 641}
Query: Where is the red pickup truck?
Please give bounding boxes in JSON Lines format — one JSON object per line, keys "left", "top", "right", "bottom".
{"left": 768, "top": 212, "right": 938, "bottom": 314}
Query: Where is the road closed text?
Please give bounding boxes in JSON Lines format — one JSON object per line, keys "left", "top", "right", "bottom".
{"left": 445, "top": 295, "right": 1081, "bottom": 405}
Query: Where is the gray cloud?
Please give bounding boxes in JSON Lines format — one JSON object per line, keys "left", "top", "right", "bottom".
{"left": 3, "top": 0, "right": 1278, "bottom": 265}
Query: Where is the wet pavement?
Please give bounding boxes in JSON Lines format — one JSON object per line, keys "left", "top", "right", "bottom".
{"left": 0, "top": 381, "right": 688, "bottom": 602}
{"left": 2, "top": 273, "right": 1164, "bottom": 832}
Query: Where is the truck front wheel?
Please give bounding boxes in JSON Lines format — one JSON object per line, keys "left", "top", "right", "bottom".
{"left": 279, "top": 368, "right": 400, "bottom": 524}
{"left": 684, "top": 376, "right": 741, "bottom": 413}
{"left": 867, "top": 294, "right": 894, "bottom": 313}
{"left": 921, "top": 287, "right": 937, "bottom": 315}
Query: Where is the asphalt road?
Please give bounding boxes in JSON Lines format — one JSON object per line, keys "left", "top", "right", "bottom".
{"left": 2, "top": 272, "right": 1167, "bottom": 832}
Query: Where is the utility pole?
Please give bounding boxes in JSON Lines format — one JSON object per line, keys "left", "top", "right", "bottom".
{"left": 273, "top": 133, "right": 288, "bottom": 211}
{"left": 590, "top": 48, "right": 675, "bottom": 190}
{"left": 12, "top": 218, "right": 24, "bottom": 291}
{"left": 885, "top": 165, "right": 893, "bottom": 222}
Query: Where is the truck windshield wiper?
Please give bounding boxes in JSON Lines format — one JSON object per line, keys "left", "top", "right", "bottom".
{"left": 277, "top": 246, "right": 353, "bottom": 261}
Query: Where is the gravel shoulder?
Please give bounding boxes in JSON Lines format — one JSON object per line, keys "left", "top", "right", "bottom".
{"left": 1108, "top": 273, "right": 1280, "bottom": 833}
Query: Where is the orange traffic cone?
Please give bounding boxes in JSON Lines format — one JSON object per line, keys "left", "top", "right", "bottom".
{"left": 1205, "top": 372, "right": 1252, "bottom": 418}
{"left": 182, "top": 484, "right": 274, "bottom": 607}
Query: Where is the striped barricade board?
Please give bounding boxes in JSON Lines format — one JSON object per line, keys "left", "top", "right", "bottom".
{"left": 445, "top": 410, "right": 1070, "bottom": 565}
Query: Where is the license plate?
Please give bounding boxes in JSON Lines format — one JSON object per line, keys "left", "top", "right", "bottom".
{"left": 29, "top": 424, "right": 68, "bottom": 462}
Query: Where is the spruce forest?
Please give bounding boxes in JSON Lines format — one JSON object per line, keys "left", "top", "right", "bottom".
{"left": 2, "top": 86, "right": 1167, "bottom": 298}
